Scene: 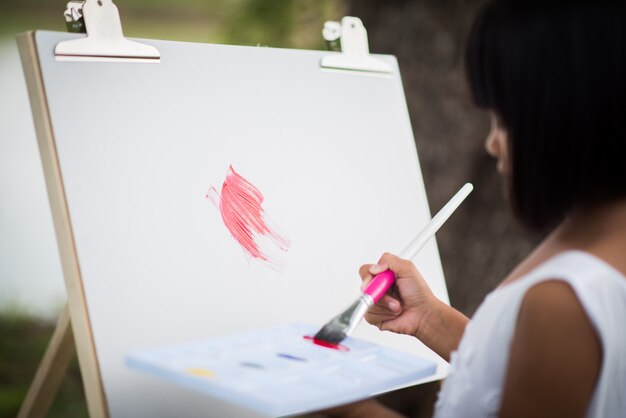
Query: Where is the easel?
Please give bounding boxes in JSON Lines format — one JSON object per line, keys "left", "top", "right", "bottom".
{"left": 16, "top": 2, "right": 390, "bottom": 416}
{"left": 17, "top": 306, "right": 75, "bottom": 418}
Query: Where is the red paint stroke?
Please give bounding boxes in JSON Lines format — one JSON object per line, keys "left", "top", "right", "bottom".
{"left": 303, "top": 335, "right": 350, "bottom": 352}
{"left": 206, "top": 165, "right": 290, "bottom": 271}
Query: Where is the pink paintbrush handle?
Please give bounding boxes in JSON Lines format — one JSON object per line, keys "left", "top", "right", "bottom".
{"left": 363, "top": 270, "right": 396, "bottom": 303}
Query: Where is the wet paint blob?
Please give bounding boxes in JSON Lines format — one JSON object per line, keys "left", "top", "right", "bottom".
{"left": 206, "top": 165, "right": 291, "bottom": 272}
{"left": 303, "top": 335, "right": 350, "bottom": 352}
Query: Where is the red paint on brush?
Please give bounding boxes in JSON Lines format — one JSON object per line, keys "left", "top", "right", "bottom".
{"left": 207, "top": 165, "right": 290, "bottom": 271}
{"left": 303, "top": 336, "right": 350, "bottom": 352}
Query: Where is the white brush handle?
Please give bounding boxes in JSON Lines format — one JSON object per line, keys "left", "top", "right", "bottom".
{"left": 399, "top": 183, "right": 473, "bottom": 260}
{"left": 361, "top": 182, "right": 473, "bottom": 304}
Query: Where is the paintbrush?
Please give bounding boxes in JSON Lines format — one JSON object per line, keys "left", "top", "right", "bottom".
{"left": 313, "top": 183, "right": 474, "bottom": 345}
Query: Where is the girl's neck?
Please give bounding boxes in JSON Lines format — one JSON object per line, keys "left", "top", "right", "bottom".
{"left": 500, "top": 199, "right": 626, "bottom": 286}
{"left": 555, "top": 200, "right": 626, "bottom": 272}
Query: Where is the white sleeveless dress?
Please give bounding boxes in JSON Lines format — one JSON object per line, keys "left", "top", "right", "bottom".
{"left": 433, "top": 250, "right": 626, "bottom": 417}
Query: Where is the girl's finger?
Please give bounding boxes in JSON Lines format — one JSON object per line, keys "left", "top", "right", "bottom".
{"left": 378, "top": 295, "right": 401, "bottom": 313}
{"left": 369, "top": 262, "right": 389, "bottom": 275}
{"left": 359, "top": 264, "right": 374, "bottom": 280}
{"left": 364, "top": 310, "right": 395, "bottom": 326}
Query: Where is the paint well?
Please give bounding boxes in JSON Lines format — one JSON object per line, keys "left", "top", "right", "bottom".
{"left": 186, "top": 367, "right": 216, "bottom": 378}
{"left": 303, "top": 335, "right": 350, "bottom": 352}
{"left": 240, "top": 361, "right": 265, "bottom": 370}
{"left": 277, "top": 353, "right": 307, "bottom": 362}
{"left": 206, "top": 165, "right": 290, "bottom": 271}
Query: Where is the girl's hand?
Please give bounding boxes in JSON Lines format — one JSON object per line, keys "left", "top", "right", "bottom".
{"left": 360, "top": 252, "right": 470, "bottom": 361}
{"left": 359, "top": 252, "right": 437, "bottom": 338}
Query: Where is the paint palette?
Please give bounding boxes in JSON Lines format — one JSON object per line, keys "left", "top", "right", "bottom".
{"left": 126, "top": 324, "right": 437, "bottom": 417}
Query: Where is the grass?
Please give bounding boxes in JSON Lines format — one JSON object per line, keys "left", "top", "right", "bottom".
{"left": 0, "top": 314, "right": 88, "bottom": 418}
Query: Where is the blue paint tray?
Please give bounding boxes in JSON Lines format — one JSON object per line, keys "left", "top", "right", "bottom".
{"left": 126, "top": 323, "right": 436, "bottom": 417}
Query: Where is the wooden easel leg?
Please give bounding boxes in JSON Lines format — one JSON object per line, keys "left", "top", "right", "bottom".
{"left": 17, "top": 303, "right": 75, "bottom": 418}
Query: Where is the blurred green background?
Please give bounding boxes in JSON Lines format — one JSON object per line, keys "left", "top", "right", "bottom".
{"left": 0, "top": 1, "right": 535, "bottom": 417}
{"left": 0, "top": 0, "right": 344, "bottom": 49}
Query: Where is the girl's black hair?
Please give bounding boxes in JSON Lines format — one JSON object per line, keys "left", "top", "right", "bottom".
{"left": 466, "top": 0, "right": 626, "bottom": 231}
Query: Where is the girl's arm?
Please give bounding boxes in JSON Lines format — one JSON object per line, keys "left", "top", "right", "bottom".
{"left": 413, "top": 297, "right": 469, "bottom": 362}
{"left": 499, "top": 281, "right": 601, "bottom": 418}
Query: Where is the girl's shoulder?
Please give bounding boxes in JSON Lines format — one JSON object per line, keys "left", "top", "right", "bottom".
{"left": 492, "top": 250, "right": 626, "bottom": 315}
{"left": 487, "top": 249, "right": 626, "bottom": 346}
{"left": 498, "top": 278, "right": 602, "bottom": 417}
{"left": 434, "top": 251, "right": 626, "bottom": 417}
{"left": 496, "top": 250, "right": 626, "bottom": 416}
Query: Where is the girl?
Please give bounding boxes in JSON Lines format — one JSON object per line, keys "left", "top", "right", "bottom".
{"left": 355, "top": 0, "right": 626, "bottom": 417}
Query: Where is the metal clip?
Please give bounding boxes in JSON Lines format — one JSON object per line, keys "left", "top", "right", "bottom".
{"left": 320, "top": 16, "right": 392, "bottom": 74}
{"left": 322, "top": 21, "right": 342, "bottom": 52}
{"left": 55, "top": 0, "right": 160, "bottom": 63}
{"left": 64, "top": 1, "right": 86, "bottom": 33}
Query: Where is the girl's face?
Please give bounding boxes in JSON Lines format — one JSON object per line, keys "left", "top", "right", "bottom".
{"left": 486, "top": 113, "right": 509, "bottom": 175}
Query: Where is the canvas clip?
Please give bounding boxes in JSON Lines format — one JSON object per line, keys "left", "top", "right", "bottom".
{"left": 320, "top": 16, "right": 392, "bottom": 74}
{"left": 56, "top": 0, "right": 160, "bottom": 63}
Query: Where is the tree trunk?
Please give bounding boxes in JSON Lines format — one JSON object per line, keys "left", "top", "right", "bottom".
{"left": 347, "top": 0, "right": 537, "bottom": 317}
